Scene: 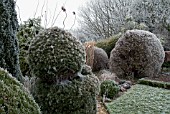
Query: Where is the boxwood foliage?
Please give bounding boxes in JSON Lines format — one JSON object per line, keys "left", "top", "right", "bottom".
{"left": 28, "top": 27, "right": 86, "bottom": 82}
{"left": 106, "top": 84, "right": 170, "bottom": 114}
{"left": 0, "top": 68, "right": 41, "bottom": 114}
{"left": 95, "top": 33, "right": 121, "bottom": 57}
{"left": 100, "top": 80, "right": 120, "bottom": 99}
{"left": 138, "top": 78, "right": 170, "bottom": 89}
{"left": 31, "top": 71, "right": 99, "bottom": 114}
{"left": 17, "top": 18, "right": 42, "bottom": 77}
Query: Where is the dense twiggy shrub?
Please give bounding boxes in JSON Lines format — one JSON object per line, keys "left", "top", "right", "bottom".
{"left": 0, "top": 68, "right": 41, "bottom": 114}
{"left": 110, "top": 30, "right": 165, "bottom": 78}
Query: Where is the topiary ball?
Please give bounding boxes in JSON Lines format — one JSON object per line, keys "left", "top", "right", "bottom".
{"left": 109, "top": 30, "right": 165, "bottom": 78}
{"left": 93, "top": 46, "right": 109, "bottom": 72}
{"left": 28, "top": 27, "right": 86, "bottom": 82}
{"left": 0, "top": 68, "right": 41, "bottom": 114}
{"left": 100, "top": 80, "right": 120, "bottom": 99}
{"left": 31, "top": 73, "right": 99, "bottom": 114}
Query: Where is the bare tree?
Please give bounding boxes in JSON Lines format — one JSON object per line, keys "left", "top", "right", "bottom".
{"left": 130, "top": 0, "right": 170, "bottom": 50}
{"left": 78, "top": 0, "right": 134, "bottom": 40}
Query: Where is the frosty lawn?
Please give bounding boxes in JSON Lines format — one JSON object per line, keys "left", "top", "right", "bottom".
{"left": 106, "top": 84, "right": 170, "bottom": 114}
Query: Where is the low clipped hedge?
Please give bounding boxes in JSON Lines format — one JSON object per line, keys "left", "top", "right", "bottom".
{"left": 95, "top": 33, "right": 121, "bottom": 57}
{"left": 138, "top": 78, "right": 170, "bottom": 89}
{"left": 106, "top": 84, "right": 170, "bottom": 114}
{"left": 0, "top": 68, "right": 41, "bottom": 114}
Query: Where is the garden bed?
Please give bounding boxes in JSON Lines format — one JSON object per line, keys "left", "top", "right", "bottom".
{"left": 105, "top": 84, "right": 170, "bottom": 114}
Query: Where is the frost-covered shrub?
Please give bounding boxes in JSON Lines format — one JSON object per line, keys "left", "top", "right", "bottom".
{"left": 95, "top": 33, "right": 121, "bottom": 57}
{"left": 0, "top": 68, "right": 41, "bottom": 114}
{"left": 97, "top": 70, "right": 120, "bottom": 83}
{"left": 81, "top": 64, "right": 93, "bottom": 75}
{"left": 31, "top": 72, "right": 99, "bottom": 114}
{"left": 110, "top": 30, "right": 165, "bottom": 78}
{"left": 28, "top": 27, "right": 86, "bottom": 82}
{"left": 29, "top": 27, "right": 99, "bottom": 114}
{"left": 17, "top": 18, "right": 42, "bottom": 77}
{"left": 100, "top": 80, "right": 120, "bottom": 99}
{"left": 93, "top": 46, "right": 109, "bottom": 71}
{"left": 0, "top": 0, "right": 22, "bottom": 81}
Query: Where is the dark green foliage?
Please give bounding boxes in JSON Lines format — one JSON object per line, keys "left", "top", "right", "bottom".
{"left": 29, "top": 27, "right": 99, "bottom": 114}
{"left": 162, "top": 61, "right": 170, "bottom": 68}
{"left": 100, "top": 80, "right": 120, "bottom": 99}
{"left": 95, "top": 33, "right": 121, "bottom": 57}
{"left": 17, "top": 18, "right": 42, "bottom": 77}
{"left": 0, "top": 68, "right": 41, "bottom": 114}
{"left": 0, "top": 0, "right": 22, "bottom": 81}
{"left": 28, "top": 27, "right": 86, "bottom": 82}
{"left": 138, "top": 78, "right": 170, "bottom": 89}
{"left": 31, "top": 73, "right": 99, "bottom": 114}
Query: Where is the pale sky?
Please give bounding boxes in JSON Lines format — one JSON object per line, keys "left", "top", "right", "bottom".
{"left": 16, "top": 0, "right": 89, "bottom": 29}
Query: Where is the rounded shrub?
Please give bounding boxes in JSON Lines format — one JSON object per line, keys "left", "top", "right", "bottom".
{"left": 100, "top": 80, "right": 120, "bottom": 99}
{"left": 17, "top": 18, "right": 42, "bottom": 77}
{"left": 31, "top": 72, "right": 99, "bottom": 114}
{"left": 95, "top": 33, "right": 121, "bottom": 57}
{"left": 0, "top": 68, "right": 41, "bottom": 114}
{"left": 110, "top": 30, "right": 165, "bottom": 78}
{"left": 93, "top": 46, "right": 109, "bottom": 71}
{"left": 28, "top": 27, "right": 86, "bottom": 82}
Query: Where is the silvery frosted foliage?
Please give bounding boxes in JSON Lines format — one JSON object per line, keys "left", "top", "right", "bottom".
{"left": 131, "top": 0, "right": 170, "bottom": 32}
{"left": 17, "top": 18, "right": 42, "bottom": 77}
{"left": 131, "top": 0, "right": 170, "bottom": 50}
{"left": 0, "top": 68, "right": 41, "bottom": 114}
{"left": 109, "top": 30, "right": 165, "bottom": 78}
{"left": 0, "top": 0, "right": 22, "bottom": 81}
{"left": 28, "top": 27, "right": 86, "bottom": 82}
{"left": 79, "top": 0, "right": 134, "bottom": 39}
{"left": 31, "top": 65, "right": 99, "bottom": 114}
{"left": 93, "top": 46, "right": 109, "bottom": 71}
